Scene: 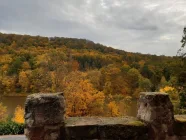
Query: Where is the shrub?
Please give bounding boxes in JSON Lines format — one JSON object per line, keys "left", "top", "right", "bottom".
{"left": 107, "top": 101, "right": 120, "bottom": 117}
{"left": 0, "top": 120, "right": 24, "bottom": 135}
{"left": 12, "top": 105, "right": 24, "bottom": 124}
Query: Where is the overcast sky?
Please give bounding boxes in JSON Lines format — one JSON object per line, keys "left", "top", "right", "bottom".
{"left": 0, "top": 0, "right": 186, "bottom": 56}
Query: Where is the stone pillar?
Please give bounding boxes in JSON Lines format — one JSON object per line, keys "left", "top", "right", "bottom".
{"left": 24, "top": 92, "right": 65, "bottom": 140}
{"left": 137, "top": 92, "right": 176, "bottom": 140}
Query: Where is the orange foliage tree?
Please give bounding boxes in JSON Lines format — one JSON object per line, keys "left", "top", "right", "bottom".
{"left": 64, "top": 71, "right": 105, "bottom": 116}
{"left": 107, "top": 101, "right": 120, "bottom": 117}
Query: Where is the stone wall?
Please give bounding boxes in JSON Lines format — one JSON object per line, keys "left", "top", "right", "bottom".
{"left": 65, "top": 117, "right": 148, "bottom": 140}
{"left": 24, "top": 92, "right": 186, "bottom": 140}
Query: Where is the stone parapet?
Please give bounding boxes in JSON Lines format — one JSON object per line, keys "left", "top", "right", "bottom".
{"left": 24, "top": 92, "right": 186, "bottom": 140}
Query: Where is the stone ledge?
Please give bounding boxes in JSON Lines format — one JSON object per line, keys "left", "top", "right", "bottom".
{"left": 65, "top": 117, "right": 146, "bottom": 126}
{"left": 174, "top": 115, "right": 186, "bottom": 136}
{"left": 65, "top": 117, "right": 148, "bottom": 139}
{"left": 25, "top": 92, "right": 64, "bottom": 106}
{"left": 140, "top": 92, "right": 169, "bottom": 96}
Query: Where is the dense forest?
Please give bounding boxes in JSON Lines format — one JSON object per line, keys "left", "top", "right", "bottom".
{"left": 0, "top": 32, "right": 184, "bottom": 117}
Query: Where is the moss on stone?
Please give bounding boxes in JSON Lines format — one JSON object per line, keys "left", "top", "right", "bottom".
{"left": 65, "top": 117, "right": 146, "bottom": 127}
{"left": 65, "top": 117, "right": 148, "bottom": 139}
{"left": 127, "top": 120, "right": 145, "bottom": 126}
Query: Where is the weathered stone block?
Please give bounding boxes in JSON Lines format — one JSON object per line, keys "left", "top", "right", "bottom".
{"left": 24, "top": 92, "right": 65, "bottom": 140}
{"left": 137, "top": 92, "right": 175, "bottom": 140}
{"left": 44, "top": 125, "right": 62, "bottom": 140}
{"left": 174, "top": 115, "right": 186, "bottom": 136}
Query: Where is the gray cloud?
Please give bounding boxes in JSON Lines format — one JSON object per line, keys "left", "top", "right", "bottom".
{"left": 0, "top": 0, "right": 186, "bottom": 56}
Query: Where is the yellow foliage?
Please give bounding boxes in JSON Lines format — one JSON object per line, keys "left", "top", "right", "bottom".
{"left": 35, "top": 54, "right": 48, "bottom": 66}
{"left": 138, "top": 60, "right": 145, "bottom": 67}
{"left": 64, "top": 72, "right": 105, "bottom": 116}
{"left": 22, "top": 62, "right": 31, "bottom": 70}
{"left": 160, "top": 86, "right": 174, "bottom": 93}
{"left": 0, "top": 103, "right": 8, "bottom": 122}
{"left": 10, "top": 41, "right": 17, "bottom": 48}
{"left": 2, "top": 77, "right": 15, "bottom": 93}
{"left": 0, "top": 55, "right": 12, "bottom": 64}
{"left": 2, "top": 64, "right": 9, "bottom": 72}
{"left": 89, "top": 91, "right": 105, "bottom": 115}
{"left": 19, "top": 71, "right": 30, "bottom": 92}
{"left": 12, "top": 105, "right": 24, "bottom": 124}
{"left": 71, "top": 60, "right": 79, "bottom": 71}
{"left": 1, "top": 64, "right": 9, "bottom": 75}
{"left": 50, "top": 71, "right": 56, "bottom": 92}
{"left": 159, "top": 86, "right": 179, "bottom": 100}
{"left": 108, "top": 101, "right": 120, "bottom": 117}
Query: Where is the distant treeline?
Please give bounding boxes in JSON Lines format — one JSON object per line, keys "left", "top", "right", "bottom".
{"left": 0, "top": 32, "right": 182, "bottom": 116}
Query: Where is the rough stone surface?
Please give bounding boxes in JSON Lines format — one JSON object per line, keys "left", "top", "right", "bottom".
{"left": 65, "top": 117, "right": 148, "bottom": 140}
{"left": 174, "top": 115, "right": 186, "bottom": 137}
{"left": 24, "top": 92, "right": 65, "bottom": 140}
{"left": 137, "top": 92, "right": 175, "bottom": 140}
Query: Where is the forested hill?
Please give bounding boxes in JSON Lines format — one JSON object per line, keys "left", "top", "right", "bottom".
{"left": 0, "top": 32, "right": 180, "bottom": 116}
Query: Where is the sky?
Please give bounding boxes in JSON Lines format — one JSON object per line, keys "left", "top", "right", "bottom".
{"left": 0, "top": 0, "right": 186, "bottom": 56}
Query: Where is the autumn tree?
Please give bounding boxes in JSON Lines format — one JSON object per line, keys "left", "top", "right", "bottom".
{"left": 1, "top": 76, "right": 15, "bottom": 94}
{"left": 22, "top": 62, "right": 31, "bottom": 70}
{"left": 10, "top": 41, "right": 17, "bottom": 48}
{"left": 63, "top": 71, "right": 105, "bottom": 116}
{"left": 102, "top": 65, "right": 130, "bottom": 95}
{"left": 86, "top": 70, "right": 102, "bottom": 90}
{"left": 121, "top": 64, "right": 131, "bottom": 72}
{"left": 0, "top": 103, "right": 7, "bottom": 122}
{"left": 30, "top": 68, "right": 52, "bottom": 93}
{"left": 8, "top": 57, "right": 23, "bottom": 75}
{"left": 140, "top": 64, "right": 153, "bottom": 79}
{"left": 46, "top": 50, "right": 68, "bottom": 92}
{"left": 127, "top": 68, "right": 141, "bottom": 95}
{"left": 139, "top": 77, "right": 152, "bottom": 92}
{"left": 107, "top": 101, "right": 120, "bottom": 117}
{"left": 18, "top": 70, "right": 31, "bottom": 92}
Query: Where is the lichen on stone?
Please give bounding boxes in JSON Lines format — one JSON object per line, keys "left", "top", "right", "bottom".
{"left": 127, "top": 120, "right": 145, "bottom": 126}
